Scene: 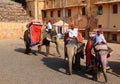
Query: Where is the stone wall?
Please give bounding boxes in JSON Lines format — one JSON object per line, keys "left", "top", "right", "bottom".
{"left": 0, "top": 22, "right": 28, "bottom": 39}
{"left": 0, "top": 0, "right": 32, "bottom": 22}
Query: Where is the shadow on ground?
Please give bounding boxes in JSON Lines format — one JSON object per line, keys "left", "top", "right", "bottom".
{"left": 14, "top": 48, "right": 25, "bottom": 54}
{"left": 41, "top": 57, "right": 100, "bottom": 82}
{"left": 42, "top": 57, "right": 68, "bottom": 74}
{"left": 108, "top": 61, "right": 120, "bottom": 77}
{"left": 14, "top": 48, "right": 38, "bottom": 56}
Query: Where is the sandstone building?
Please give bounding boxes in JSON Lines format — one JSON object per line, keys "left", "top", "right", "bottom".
{"left": 94, "top": 0, "right": 120, "bottom": 43}
{"left": 26, "top": 0, "right": 120, "bottom": 43}
{"left": 26, "top": 0, "right": 98, "bottom": 38}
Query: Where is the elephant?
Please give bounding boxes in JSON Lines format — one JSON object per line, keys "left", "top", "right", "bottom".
{"left": 24, "top": 25, "right": 61, "bottom": 56}
{"left": 93, "top": 43, "right": 108, "bottom": 82}
{"left": 37, "top": 26, "right": 61, "bottom": 56}
{"left": 65, "top": 37, "right": 85, "bottom": 75}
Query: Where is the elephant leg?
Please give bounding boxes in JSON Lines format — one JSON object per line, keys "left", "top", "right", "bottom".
{"left": 64, "top": 46, "right": 67, "bottom": 60}
{"left": 38, "top": 45, "right": 41, "bottom": 53}
{"left": 55, "top": 41, "right": 61, "bottom": 57}
{"left": 25, "top": 42, "right": 31, "bottom": 54}
{"left": 68, "top": 57, "right": 73, "bottom": 75}
{"left": 46, "top": 45, "right": 50, "bottom": 56}
{"left": 74, "top": 52, "right": 81, "bottom": 70}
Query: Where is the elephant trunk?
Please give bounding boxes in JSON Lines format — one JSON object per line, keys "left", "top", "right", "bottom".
{"left": 68, "top": 57, "right": 73, "bottom": 75}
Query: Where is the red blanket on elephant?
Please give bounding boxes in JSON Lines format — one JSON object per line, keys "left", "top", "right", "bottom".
{"left": 29, "top": 22, "right": 42, "bottom": 47}
{"left": 64, "top": 32, "right": 83, "bottom": 43}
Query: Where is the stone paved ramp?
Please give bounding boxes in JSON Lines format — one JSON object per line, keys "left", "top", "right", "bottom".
{"left": 0, "top": 39, "right": 119, "bottom": 84}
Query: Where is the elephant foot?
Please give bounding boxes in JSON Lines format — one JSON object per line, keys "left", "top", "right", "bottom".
{"left": 38, "top": 50, "right": 41, "bottom": 54}
{"left": 74, "top": 67, "right": 81, "bottom": 71}
{"left": 25, "top": 51, "right": 28, "bottom": 54}
{"left": 25, "top": 52, "right": 32, "bottom": 55}
{"left": 45, "top": 53, "right": 49, "bottom": 57}
{"left": 25, "top": 49, "right": 32, "bottom": 55}
{"left": 93, "top": 77, "right": 97, "bottom": 81}
{"left": 69, "top": 71, "right": 72, "bottom": 75}
{"left": 32, "top": 52, "right": 38, "bottom": 56}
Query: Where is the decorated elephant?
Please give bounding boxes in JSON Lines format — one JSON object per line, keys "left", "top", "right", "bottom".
{"left": 93, "top": 43, "right": 109, "bottom": 82}
{"left": 24, "top": 23, "right": 60, "bottom": 56}
{"left": 38, "top": 26, "right": 61, "bottom": 56}
{"left": 64, "top": 33, "right": 85, "bottom": 75}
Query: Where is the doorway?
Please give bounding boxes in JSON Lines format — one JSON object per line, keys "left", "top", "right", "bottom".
{"left": 58, "top": 26, "right": 62, "bottom": 34}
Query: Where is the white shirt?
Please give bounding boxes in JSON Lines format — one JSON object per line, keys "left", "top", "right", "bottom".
{"left": 47, "top": 22, "right": 52, "bottom": 29}
{"left": 69, "top": 28, "right": 78, "bottom": 37}
{"left": 94, "top": 34, "right": 106, "bottom": 45}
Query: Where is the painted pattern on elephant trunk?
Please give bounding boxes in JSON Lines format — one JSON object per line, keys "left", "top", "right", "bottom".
{"left": 65, "top": 40, "right": 85, "bottom": 75}
{"left": 97, "top": 50, "right": 108, "bottom": 70}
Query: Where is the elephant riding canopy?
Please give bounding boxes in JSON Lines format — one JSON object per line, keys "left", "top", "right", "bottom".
{"left": 29, "top": 22, "right": 42, "bottom": 47}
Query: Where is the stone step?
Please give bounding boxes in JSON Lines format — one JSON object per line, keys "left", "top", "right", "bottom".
{"left": 0, "top": 0, "right": 32, "bottom": 22}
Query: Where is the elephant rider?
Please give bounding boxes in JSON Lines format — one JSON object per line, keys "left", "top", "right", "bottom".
{"left": 93, "top": 29, "right": 107, "bottom": 46}
{"left": 67, "top": 24, "right": 78, "bottom": 44}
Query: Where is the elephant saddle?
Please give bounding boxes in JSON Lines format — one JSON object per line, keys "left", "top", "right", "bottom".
{"left": 94, "top": 44, "right": 108, "bottom": 51}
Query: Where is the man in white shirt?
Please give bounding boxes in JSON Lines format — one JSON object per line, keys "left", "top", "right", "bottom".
{"left": 93, "top": 29, "right": 107, "bottom": 45}
{"left": 47, "top": 20, "right": 52, "bottom": 33}
{"left": 69, "top": 24, "right": 78, "bottom": 38}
